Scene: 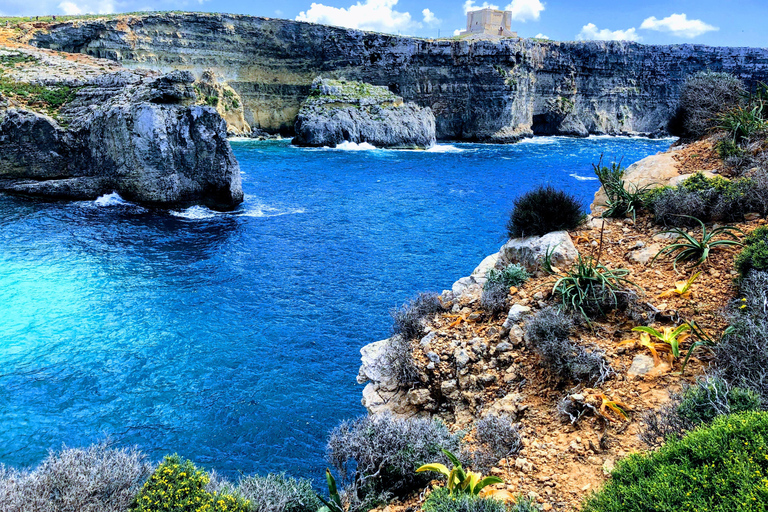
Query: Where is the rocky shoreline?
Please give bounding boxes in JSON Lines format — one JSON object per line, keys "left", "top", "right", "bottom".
{"left": 0, "top": 45, "right": 242, "bottom": 209}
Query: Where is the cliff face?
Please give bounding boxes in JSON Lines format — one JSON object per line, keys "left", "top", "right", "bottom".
{"left": 0, "top": 46, "right": 242, "bottom": 209}
{"left": 30, "top": 13, "right": 768, "bottom": 141}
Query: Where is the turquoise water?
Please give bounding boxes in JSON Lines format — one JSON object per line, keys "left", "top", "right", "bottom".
{"left": 0, "top": 137, "right": 672, "bottom": 479}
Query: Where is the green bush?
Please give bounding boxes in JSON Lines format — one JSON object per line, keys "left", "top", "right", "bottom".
{"left": 582, "top": 412, "right": 768, "bottom": 512}
{"left": 506, "top": 186, "right": 585, "bottom": 238}
{"left": 236, "top": 473, "right": 320, "bottom": 512}
{"left": 131, "top": 455, "right": 248, "bottom": 512}
{"left": 486, "top": 264, "right": 529, "bottom": 288}
{"left": 648, "top": 172, "right": 768, "bottom": 225}
{"left": 422, "top": 487, "right": 507, "bottom": 512}
{"left": 736, "top": 226, "right": 768, "bottom": 278}
{"left": 677, "top": 376, "right": 761, "bottom": 426}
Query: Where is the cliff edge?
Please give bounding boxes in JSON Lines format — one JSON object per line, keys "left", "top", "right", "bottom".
{"left": 0, "top": 45, "right": 243, "bottom": 209}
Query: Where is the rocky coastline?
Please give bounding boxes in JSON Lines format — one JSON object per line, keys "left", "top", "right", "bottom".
{"left": 25, "top": 13, "right": 768, "bottom": 142}
{"left": 293, "top": 77, "right": 435, "bottom": 149}
{"left": 0, "top": 45, "right": 243, "bottom": 209}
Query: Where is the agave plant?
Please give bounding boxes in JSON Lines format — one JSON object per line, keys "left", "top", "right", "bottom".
{"left": 595, "top": 393, "right": 630, "bottom": 422}
{"left": 550, "top": 254, "right": 635, "bottom": 320}
{"left": 593, "top": 156, "right": 648, "bottom": 221}
{"left": 652, "top": 216, "right": 743, "bottom": 270}
{"left": 317, "top": 469, "right": 344, "bottom": 512}
{"left": 416, "top": 449, "right": 503, "bottom": 496}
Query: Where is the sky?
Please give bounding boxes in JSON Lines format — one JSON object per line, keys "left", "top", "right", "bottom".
{"left": 1, "top": 0, "right": 766, "bottom": 48}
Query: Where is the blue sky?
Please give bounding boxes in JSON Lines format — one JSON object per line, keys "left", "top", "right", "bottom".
{"left": 2, "top": 0, "right": 766, "bottom": 47}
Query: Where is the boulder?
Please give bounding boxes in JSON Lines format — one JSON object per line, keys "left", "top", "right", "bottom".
{"left": 292, "top": 77, "right": 436, "bottom": 149}
{"left": 499, "top": 231, "right": 579, "bottom": 273}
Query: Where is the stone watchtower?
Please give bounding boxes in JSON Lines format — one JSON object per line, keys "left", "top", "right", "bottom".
{"left": 461, "top": 8, "right": 518, "bottom": 38}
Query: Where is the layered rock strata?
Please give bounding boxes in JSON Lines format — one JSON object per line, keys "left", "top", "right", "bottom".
{"left": 293, "top": 77, "right": 435, "bottom": 148}
{"left": 0, "top": 47, "right": 242, "bottom": 209}
{"left": 30, "top": 13, "right": 768, "bottom": 141}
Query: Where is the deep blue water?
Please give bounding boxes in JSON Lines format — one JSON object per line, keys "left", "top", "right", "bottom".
{"left": 0, "top": 137, "right": 671, "bottom": 480}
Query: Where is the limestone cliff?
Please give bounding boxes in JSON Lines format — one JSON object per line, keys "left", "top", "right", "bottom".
{"left": 293, "top": 77, "right": 435, "bottom": 148}
{"left": 29, "top": 13, "right": 768, "bottom": 141}
{"left": 0, "top": 46, "right": 242, "bottom": 209}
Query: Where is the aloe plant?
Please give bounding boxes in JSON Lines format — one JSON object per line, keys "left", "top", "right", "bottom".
{"left": 652, "top": 216, "right": 742, "bottom": 270}
{"left": 632, "top": 324, "right": 692, "bottom": 359}
{"left": 416, "top": 449, "right": 503, "bottom": 496}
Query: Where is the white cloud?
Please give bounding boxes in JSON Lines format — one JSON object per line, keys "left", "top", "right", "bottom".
{"left": 463, "top": 0, "right": 499, "bottom": 14}
{"left": 296, "top": 0, "right": 419, "bottom": 33}
{"left": 534, "top": 33, "right": 549, "bottom": 39}
{"left": 463, "top": 0, "right": 543, "bottom": 21}
{"left": 274, "top": 9, "right": 284, "bottom": 16}
{"left": 577, "top": 23, "right": 641, "bottom": 42}
{"left": 57, "top": 0, "right": 114, "bottom": 14}
{"left": 453, "top": 28, "right": 463, "bottom": 36}
{"left": 504, "top": 0, "right": 544, "bottom": 22}
{"left": 640, "top": 13, "right": 718, "bottom": 38}
{"left": 422, "top": 8, "right": 439, "bottom": 25}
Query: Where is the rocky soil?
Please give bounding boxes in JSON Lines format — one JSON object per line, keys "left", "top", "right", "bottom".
{"left": 359, "top": 143, "right": 751, "bottom": 510}
{"left": 293, "top": 77, "right": 435, "bottom": 149}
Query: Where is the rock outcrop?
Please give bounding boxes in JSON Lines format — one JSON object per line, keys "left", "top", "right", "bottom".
{"left": 0, "top": 47, "right": 242, "bottom": 209}
{"left": 29, "top": 13, "right": 768, "bottom": 140}
{"left": 293, "top": 77, "right": 435, "bottom": 148}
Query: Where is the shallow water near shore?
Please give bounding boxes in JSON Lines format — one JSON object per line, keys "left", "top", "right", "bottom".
{"left": 0, "top": 136, "right": 672, "bottom": 480}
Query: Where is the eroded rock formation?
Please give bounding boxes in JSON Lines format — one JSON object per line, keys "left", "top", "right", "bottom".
{"left": 30, "top": 13, "right": 768, "bottom": 141}
{"left": 0, "top": 47, "right": 242, "bottom": 209}
{"left": 293, "top": 77, "right": 435, "bottom": 148}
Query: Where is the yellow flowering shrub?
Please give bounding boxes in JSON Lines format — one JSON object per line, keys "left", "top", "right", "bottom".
{"left": 131, "top": 455, "right": 249, "bottom": 512}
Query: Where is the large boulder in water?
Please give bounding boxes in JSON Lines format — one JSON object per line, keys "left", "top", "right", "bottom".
{"left": 292, "top": 77, "right": 436, "bottom": 149}
{"left": 0, "top": 50, "right": 242, "bottom": 210}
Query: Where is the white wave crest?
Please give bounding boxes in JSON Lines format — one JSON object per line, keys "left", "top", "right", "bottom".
{"left": 425, "top": 144, "right": 464, "bottom": 153}
{"left": 170, "top": 205, "right": 218, "bottom": 219}
{"left": 333, "top": 141, "right": 379, "bottom": 151}
{"left": 570, "top": 173, "right": 598, "bottom": 181}
{"left": 171, "top": 202, "right": 305, "bottom": 220}
{"left": 518, "top": 137, "right": 558, "bottom": 145}
{"left": 94, "top": 192, "right": 129, "bottom": 206}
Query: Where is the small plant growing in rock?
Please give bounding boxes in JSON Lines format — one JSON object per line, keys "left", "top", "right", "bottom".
{"left": 632, "top": 323, "right": 692, "bottom": 360}
{"left": 652, "top": 216, "right": 742, "bottom": 270}
{"left": 236, "top": 472, "right": 321, "bottom": 512}
{"left": 506, "top": 185, "right": 585, "bottom": 238}
{"left": 593, "top": 156, "right": 647, "bottom": 220}
{"left": 735, "top": 226, "right": 768, "bottom": 278}
{"left": 550, "top": 254, "right": 634, "bottom": 319}
{"left": 467, "top": 414, "right": 523, "bottom": 472}
{"left": 390, "top": 292, "right": 444, "bottom": 340}
{"left": 416, "top": 449, "right": 503, "bottom": 496}
{"left": 421, "top": 487, "right": 508, "bottom": 512}
{"left": 480, "top": 279, "right": 509, "bottom": 315}
{"left": 657, "top": 271, "right": 700, "bottom": 299}
{"left": 485, "top": 263, "right": 529, "bottom": 288}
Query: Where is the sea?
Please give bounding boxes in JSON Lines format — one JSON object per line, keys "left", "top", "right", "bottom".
{"left": 0, "top": 136, "right": 672, "bottom": 481}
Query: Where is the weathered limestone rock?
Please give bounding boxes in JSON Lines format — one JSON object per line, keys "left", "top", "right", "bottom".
{"left": 357, "top": 337, "right": 426, "bottom": 417}
{"left": 499, "top": 231, "right": 579, "bottom": 273}
{"left": 0, "top": 48, "right": 242, "bottom": 209}
{"left": 451, "top": 251, "right": 500, "bottom": 297}
{"left": 293, "top": 78, "right": 435, "bottom": 149}
{"left": 194, "top": 70, "right": 253, "bottom": 137}
{"left": 628, "top": 354, "right": 656, "bottom": 377}
{"left": 32, "top": 13, "right": 768, "bottom": 140}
